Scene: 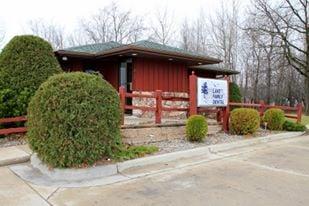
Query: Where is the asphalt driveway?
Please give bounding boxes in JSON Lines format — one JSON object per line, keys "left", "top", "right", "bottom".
{"left": 1, "top": 134, "right": 309, "bottom": 206}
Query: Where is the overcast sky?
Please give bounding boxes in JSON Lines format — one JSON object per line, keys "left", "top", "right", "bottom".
{"left": 0, "top": 0, "right": 250, "bottom": 47}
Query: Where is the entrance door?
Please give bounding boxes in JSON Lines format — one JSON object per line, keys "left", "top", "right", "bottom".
{"left": 119, "top": 59, "right": 133, "bottom": 114}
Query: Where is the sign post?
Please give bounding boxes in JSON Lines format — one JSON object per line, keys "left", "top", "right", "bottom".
{"left": 189, "top": 72, "right": 197, "bottom": 116}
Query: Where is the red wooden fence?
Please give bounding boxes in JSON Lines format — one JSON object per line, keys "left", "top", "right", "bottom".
{"left": 119, "top": 86, "right": 190, "bottom": 124}
{"left": 224, "top": 101, "right": 303, "bottom": 131}
{"left": 0, "top": 116, "right": 27, "bottom": 135}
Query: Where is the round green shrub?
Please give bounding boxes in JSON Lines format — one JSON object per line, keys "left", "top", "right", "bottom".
{"left": 229, "top": 82, "right": 242, "bottom": 103}
{"left": 0, "top": 35, "right": 62, "bottom": 117}
{"left": 282, "top": 120, "right": 306, "bottom": 132}
{"left": 186, "top": 115, "right": 208, "bottom": 142}
{"left": 27, "top": 72, "right": 121, "bottom": 168}
{"left": 263, "top": 108, "right": 285, "bottom": 130}
{"left": 230, "top": 108, "right": 260, "bottom": 135}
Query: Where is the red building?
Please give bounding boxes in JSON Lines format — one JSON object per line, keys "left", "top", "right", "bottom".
{"left": 55, "top": 40, "right": 238, "bottom": 117}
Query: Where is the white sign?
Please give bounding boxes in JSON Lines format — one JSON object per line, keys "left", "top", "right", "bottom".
{"left": 197, "top": 78, "right": 228, "bottom": 107}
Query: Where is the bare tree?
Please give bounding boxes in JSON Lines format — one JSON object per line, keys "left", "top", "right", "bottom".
{"left": 207, "top": 0, "right": 241, "bottom": 81}
{"left": 79, "top": 2, "right": 145, "bottom": 44}
{"left": 252, "top": 0, "right": 309, "bottom": 114}
{"left": 149, "top": 7, "right": 175, "bottom": 45}
{"left": 180, "top": 11, "right": 209, "bottom": 54}
{"left": 28, "top": 19, "right": 65, "bottom": 49}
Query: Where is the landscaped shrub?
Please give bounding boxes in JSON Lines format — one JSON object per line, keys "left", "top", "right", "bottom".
{"left": 0, "top": 88, "right": 33, "bottom": 118}
{"left": 27, "top": 72, "right": 121, "bottom": 168}
{"left": 282, "top": 120, "right": 306, "bottom": 132}
{"left": 230, "top": 108, "right": 260, "bottom": 135}
{"left": 263, "top": 108, "right": 285, "bottom": 130}
{"left": 229, "top": 82, "right": 242, "bottom": 103}
{"left": 0, "top": 35, "right": 62, "bottom": 117}
{"left": 186, "top": 115, "right": 208, "bottom": 142}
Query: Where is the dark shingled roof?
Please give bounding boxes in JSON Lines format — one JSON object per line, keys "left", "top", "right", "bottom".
{"left": 65, "top": 41, "right": 123, "bottom": 54}
{"left": 189, "top": 65, "right": 239, "bottom": 75}
{"left": 59, "top": 40, "right": 220, "bottom": 63}
{"left": 131, "top": 40, "right": 210, "bottom": 59}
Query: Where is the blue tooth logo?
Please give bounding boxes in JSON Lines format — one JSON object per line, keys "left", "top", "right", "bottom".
{"left": 201, "top": 82, "right": 208, "bottom": 99}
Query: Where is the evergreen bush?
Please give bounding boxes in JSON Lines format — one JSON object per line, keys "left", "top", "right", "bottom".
{"left": 0, "top": 35, "right": 62, "bottom": 117}
{"left": 230, "top": 108, "right": 260, "bottom": 135}
{"left": 186, "top": 115, "right": 208, "bottom": 142}
{"left": 263, "top": 108, "right": 285, "bottom": 130}
{"left": 27, "top": 72, "right": 121, "bottom": 168}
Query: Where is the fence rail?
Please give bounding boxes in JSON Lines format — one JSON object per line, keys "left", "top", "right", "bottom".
{"left": 0, "top": 116, "right": 27, "bottom": 135}
{"left": 119, "top": 86, "right": 191, "bottom": 124}
{"left": 228, "top": 101, "right": 302, "bottom": 123}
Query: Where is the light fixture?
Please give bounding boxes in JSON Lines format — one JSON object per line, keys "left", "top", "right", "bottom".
{"left": 62, "top": 56, "right": 68, "bottom": 61}
{"left": 168, "top": 58, "right": 173, "bottom": 61}
{"left": 198, "top": 62, "right": 202, "bottom": 65}
{"left": 119, "top": 54, "right": 123, "bottom": 57}
{"left": 132, "top": 53, "right": 138, "bottom": 56}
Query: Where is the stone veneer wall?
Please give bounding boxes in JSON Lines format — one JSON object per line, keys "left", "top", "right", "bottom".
{"left": 132, "top": 91, "right": 189, "bottom": 119}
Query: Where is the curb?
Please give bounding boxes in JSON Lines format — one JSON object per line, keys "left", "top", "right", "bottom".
{"left": 0, "top": 146, "right": 31, "bottom": 167}
{"left": 31, "top": 154, "right": 118, "bottom": 181}
{"left": 28, "top": 131, "right": 305, "bottom": 182}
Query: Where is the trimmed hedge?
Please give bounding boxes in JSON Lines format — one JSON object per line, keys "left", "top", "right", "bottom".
{"left": 263, "top": 108, "right": 285, "bottom": 130}
{"left": 186, "top": 115, "right": 208, "bottom": 142}
{"left": 0, "top": 35, "right": 62, "bottom": 117}
{"left": 230, "top": 108, "right": 260, "bottom": 135}
{"left": 27, "top": 72, "right": 121, "bottom": 168}
{"left": 283, "top": 120, "right": 306, "bottom": 132}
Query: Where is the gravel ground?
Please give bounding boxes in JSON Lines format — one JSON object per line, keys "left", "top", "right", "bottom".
{"left": 0, "top": 134, "right": 27, "bottom": 148}
{"left": 149, "top": 129, "right": 281, "bottom": 154}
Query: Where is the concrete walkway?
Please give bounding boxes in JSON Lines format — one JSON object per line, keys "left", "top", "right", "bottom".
{"left": 0, "top": 145, "right": 31, "bottom": 166}
{"left": 1, "top": 135, "right": 309, "bottom": 205}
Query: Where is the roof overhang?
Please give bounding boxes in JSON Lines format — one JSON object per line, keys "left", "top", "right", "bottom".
{"left": 55, "top": 45, "right": 222, "bottom": 65}
{"left": 189, "top": 65, "right": 239, "bottom": 75}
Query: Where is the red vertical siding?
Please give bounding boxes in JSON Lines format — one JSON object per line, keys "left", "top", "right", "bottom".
{"left": 133, "top": 58, "right": 189, "bottom": 92}
{"left": 97, "top": 61, "right": 119, "bottom": 89}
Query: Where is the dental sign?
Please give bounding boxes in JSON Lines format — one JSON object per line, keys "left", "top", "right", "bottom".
{"left": 197, "top": 78, "right": 228, "bottom": 107}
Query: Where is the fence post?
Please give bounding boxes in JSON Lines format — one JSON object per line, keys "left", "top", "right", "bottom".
{"left": 297, "top": 103, "right": 302, "bottom": 123}
{"left": 155, "top": 90, "right": 162, "bottom": 124}
{"left": 119, "top": 86, "right": 126, "bottom": 125}
{"left": 259, "top": 100, "right": 265, "bottom": 117}
{"left": 189, "top": 71, "right": 197, "bottom": 116}
{"left": 222, "top": 76, "right": 230, "bottom": 132}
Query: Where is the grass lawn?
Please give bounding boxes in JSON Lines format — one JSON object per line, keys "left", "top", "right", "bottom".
{"left": 302, "top": 115, "right": 309, "bottom": 125}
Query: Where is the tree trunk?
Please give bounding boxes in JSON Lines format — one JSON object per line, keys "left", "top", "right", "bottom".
{"left": 305, "top": 75, "right": 309, "bottom": 115}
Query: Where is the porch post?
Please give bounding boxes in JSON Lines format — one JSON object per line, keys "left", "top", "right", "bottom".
{"left": 189, "top": 71, "right": 197, "bottom": 116}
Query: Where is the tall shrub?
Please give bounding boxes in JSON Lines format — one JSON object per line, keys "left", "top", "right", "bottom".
{"left": 27, "top": 72, "right": 121, "bottom": 168}
{"left": 186, "top": 115, "right": 208, "bottom": 142}
{"left": 0, "top": 35, "right": 62, "bottom": 117}
{"left": 229, "top": 82, "right": 242, "bottom": 103}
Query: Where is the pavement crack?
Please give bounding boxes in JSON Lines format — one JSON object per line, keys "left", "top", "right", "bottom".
{"left": 9, "top": 167, "right": 54, "bottom": 205}
{"left": 46, "top": 187, "right": 60, "bottom": 201}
